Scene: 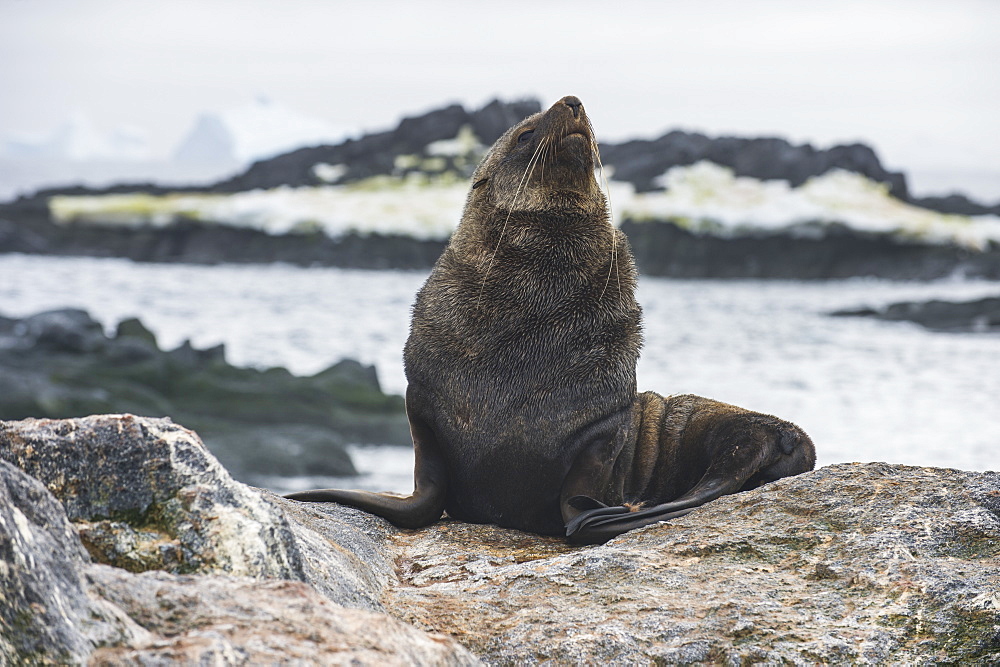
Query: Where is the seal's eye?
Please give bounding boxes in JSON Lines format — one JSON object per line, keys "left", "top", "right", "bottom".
{"left": 517, "top": 129, "right": 534, "bottom": 143}
{"left": 472, "top": 177, "right": 488, "bottom": 189}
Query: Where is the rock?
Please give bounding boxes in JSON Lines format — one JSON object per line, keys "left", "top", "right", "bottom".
{"left": 599, "top": 130, "right": 910, "bottom": 197}
{"left": 831, "top": 295, "right": 1000, "bottom": 332}
{"left": 86, "top": 568, "right": 478, "bottom": 665}
{"left": 909, "top": 193, "right": 1000, "bottom": 217}
{"left": 0, "top": 416, "right": 304, "bottom": 579}
{"left": 212, "top": 98, "right": 542, "bottom": 192}
{"left": 0, "top": 459, "right": 150, "bottom": 663}
{"left": 0, "top": 308, "right": 412, "bottom": 483}
{"left": 383, "top": 463, "right": 1000, "bottom": 664}
{"left": 0, "top": 211, "right": 450, "bottom": 268}
{"left": 0, "top": 415, "right": 477, "bottom": 664}
{"left": 19, "top": 307, "right": 107, "bottom": 353}
{"left": 621, "top": 219, "right": 1000, "bottom": 280}
{"left": 2, "top": 414, "right": 997, "bottom": 663}
{"left": 115, "top": 316, "right": 158, "bottom": 345}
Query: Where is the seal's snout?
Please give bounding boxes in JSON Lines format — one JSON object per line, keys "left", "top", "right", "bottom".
{"left": 561, "top": 95, "right": 583, "bottom": 119}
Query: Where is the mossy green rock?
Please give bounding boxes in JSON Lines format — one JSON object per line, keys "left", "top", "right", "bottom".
{"left": 0, "top": 308, "right": 411, "bottom": 483}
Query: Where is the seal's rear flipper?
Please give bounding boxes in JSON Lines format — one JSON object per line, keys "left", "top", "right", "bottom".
{"left": 563, "top": 476, "right": 740, "bottom": 545}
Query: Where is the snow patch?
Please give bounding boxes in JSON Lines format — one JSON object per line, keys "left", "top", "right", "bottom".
{"left": 621, "top": 162, "right": 1000, "bottom": 249}
{"left": 426, "top": 126, "right": 484, "bottom": 157}
{"left": 51, "top": 177, "right": 468, "bottom": 240}
{"left": 47, "top": 162, "right": 1000, "bottom": 248}
{"left": 312, "top": 163, "right": 348, "bottom": 184}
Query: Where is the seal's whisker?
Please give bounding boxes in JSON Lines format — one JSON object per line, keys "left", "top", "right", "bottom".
{"left": 477, "top": 137, "right": 548, "bottom": 309}
{"left": 539, "top": 140, "right": 549, "bottom": 185}
{"left": 594, "top": 143, "right": 622, "bottom": 302}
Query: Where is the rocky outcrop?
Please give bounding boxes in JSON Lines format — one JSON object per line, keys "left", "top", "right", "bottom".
{"left": 0, "top": 458, "right": 149, "bottom": 663}
{"left": 621, "top": 219, "right": 1000, "bottom": 280}
{"left": 2, "top": 97, "right": 998, "bottom": 278}
{"left": 385, "top": 464, "right": 1000, "bottom": 663}
{"left": 7, "top": 98, "right": 996, "bottom": 216}
{"left": 831, "top": 294, "right": 1000, "bottom": 332}
{"left": 0, "top": 415, "right": 475, "bottom": 664}
{"left": 0, "top": 212, "right": 449, "bottom": 267}
{"left": 0, "top": 308, "right": 410, "bottom": 484}
{"left": 2, "top": 414, "right": 998, "bottom": 663}
{"left": 211, "top": 98, "right": 542, "bottom": 192}
{"left": 909, "top": 193, "right": 1000, "bottom": 217}
{"left": 601, "top": 131, "right": 910, "bottom": 197}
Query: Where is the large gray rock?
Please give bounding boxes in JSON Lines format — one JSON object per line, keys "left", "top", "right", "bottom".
{"left": 85, "top": 566, "right": 474, "bottom": 665}
{"left": 383, "top": 463, "right": 1000, "bottom": 663}
{"left": 2, "top": 414, "right": 997, "bottom": 663}
{"left": 0, "top": 415, "right": 476, "bottom": 664}
{"left": 0, "top": 459, "right": 149, "bottom": 663}
{"left": 0, "top": 415, "right": 390, "bottom": 608}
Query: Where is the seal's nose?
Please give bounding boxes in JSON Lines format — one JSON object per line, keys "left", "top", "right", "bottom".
{"left": 561, "top": 96, "right": 583, "bottom": 119}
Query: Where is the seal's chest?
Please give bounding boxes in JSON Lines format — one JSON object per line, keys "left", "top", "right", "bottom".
{"left": 444, "top": 442, "right": 568, "bottom": 535}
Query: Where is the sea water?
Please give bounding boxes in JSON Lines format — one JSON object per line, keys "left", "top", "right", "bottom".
{"left": 2, "top": 254, "right": 998, "bottom": 494}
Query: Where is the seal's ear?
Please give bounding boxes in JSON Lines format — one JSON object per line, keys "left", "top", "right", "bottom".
{"left": 472, "top": 177, "right": 488, "bottom": 189}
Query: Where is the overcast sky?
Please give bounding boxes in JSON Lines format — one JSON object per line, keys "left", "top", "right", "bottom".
{"left": 1, "top": 0, "right": 998, "bottom": 196}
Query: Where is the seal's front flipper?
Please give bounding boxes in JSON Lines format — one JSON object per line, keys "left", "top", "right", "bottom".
{"left": 283, "top": 486, "right": 444, "bottom": 528}
{"left": 284, "top": 412, "right": 447, "bottom": 529}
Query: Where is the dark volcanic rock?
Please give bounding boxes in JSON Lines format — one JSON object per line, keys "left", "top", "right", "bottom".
{"left": 600, "top": 130, "right": 910, "bottom": 196}
{"left": 832, "top": 295, "right": 1000, "bottom": 332}
{"left": 212, "top": 98, "right": 542, "bottom": 192}
{"left": 909, "top": 193, "right": 1000, "bottom": 217}
{"left": 0, "top": 211, "right": 448, "bottom": 268}
{"left": 621, "top": 219, "right": 1000, "bottom": 280}
{"left": 0, "top": 308, "right": 411, "bottom": 483}
{"left": 2, "top": 415, "right": 998, "bottom": 663}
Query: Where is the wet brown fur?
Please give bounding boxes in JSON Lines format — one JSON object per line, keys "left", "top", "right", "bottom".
{"left": 286, "top": 97, "right": 816, "bottom": 544}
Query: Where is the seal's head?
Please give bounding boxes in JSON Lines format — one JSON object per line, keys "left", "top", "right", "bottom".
{"left": 467, "top": 95, "right": 604, "bottom": 217}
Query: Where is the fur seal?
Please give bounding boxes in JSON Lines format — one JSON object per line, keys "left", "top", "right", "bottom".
{"left": 286, "top": 96, "right": 816, "bottom": 544}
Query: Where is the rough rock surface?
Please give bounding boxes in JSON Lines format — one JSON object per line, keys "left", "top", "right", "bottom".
{"left": 0, "top": 415, "right": 476, "bottom": 664}
{"left": 85, "top": 567, "right": 474, "bottom": 665}
{"left": 385, "top": 464, "right": 1000, "bottom": 663}
{"left": 2, "top": 414, "right": 998, "bottom": 663}
{"left": 0, "top": 459, "right": 149, "bottom": 663}
{"left": 0, "top": 308, "right": 411, "bottom": 483}
{"left": 831, "top": 294, "right": 1000, "bottom": 332}
{"left": 0, "top": 415, "right": 392, "bottom": 607}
